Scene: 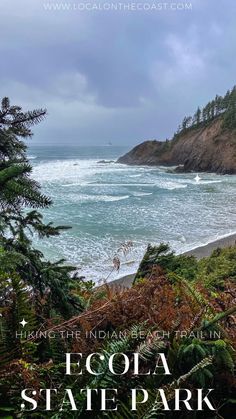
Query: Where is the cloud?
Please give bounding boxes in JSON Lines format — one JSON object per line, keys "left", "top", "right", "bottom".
{"left": 0, "top": 0, "right": 236, "bottom": 144}
{"left": 165, "top": 33, "right": 205, "bottom": 75}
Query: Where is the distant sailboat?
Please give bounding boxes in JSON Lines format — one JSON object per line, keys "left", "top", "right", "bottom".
{"left": 194, "top": 174, "right": 201, "bottom": 182}
{"left": 108, "top": 141, "right": 112, "bottom": 146}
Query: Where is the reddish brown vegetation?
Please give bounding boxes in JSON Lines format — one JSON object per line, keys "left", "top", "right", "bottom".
{"left": 43, "top": 267, "right": 236, "bottom": 353}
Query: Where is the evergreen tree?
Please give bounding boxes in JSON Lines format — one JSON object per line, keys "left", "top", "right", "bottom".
{"left": 181, "top": 116, "right": 192, "bottom": 131}
{"left": 209, "top": 100, "right": 215, "bottom": 119}
{"left": 0, "top": 98, "right": 83, "bottom": 318}
{"left": 0, "top": 97, "right": 51, "bottom": 210}
{"left": 175, "top": 85, "right": 236, "bottom": 138}
{"left": 193, "top": 107, "right": 201, "bottom": 125}
{"left": 223, "top": 89, "right": 231, "bottom": 109}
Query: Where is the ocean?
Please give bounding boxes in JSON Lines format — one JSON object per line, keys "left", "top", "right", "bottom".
{"left": 28, "top": 145, "right": 236, "bottom": 284}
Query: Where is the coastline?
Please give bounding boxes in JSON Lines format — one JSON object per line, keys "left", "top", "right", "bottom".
{"left": 107, "top": 232, "right": 236, "bottom": 288}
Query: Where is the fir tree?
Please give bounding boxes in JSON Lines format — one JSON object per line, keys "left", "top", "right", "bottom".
{"left": 193, "top": 107, "right": 201, "bottom": 125}
{"left": 0, "top": 97, "right": 51, "bottom": 210}
{"left": 0, "top": 98, "right": 82, "bottom": 318}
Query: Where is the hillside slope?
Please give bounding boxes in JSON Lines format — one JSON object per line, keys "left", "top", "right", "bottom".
{"left": 118, "top": 118, "right": 236, "bottom": 174}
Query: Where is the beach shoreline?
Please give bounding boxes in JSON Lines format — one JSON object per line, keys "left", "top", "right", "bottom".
{"left": 107, "top": 232, "right": 236, "bottom": 288}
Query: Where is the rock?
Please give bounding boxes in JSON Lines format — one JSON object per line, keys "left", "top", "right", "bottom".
{"left": 97, "top": 160, "right": 114, "bottom": 164}
{"left": 117, "top": 118, "right": 236, "bottom": 174}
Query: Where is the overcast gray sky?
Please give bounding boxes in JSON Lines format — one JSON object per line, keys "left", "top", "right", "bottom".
{"left": 0, "top": 0, "right": 235, "bottom": 145}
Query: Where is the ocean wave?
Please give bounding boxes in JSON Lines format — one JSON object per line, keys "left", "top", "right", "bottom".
{"left": 85, "top": 181, "right": 187, "bottom": 190}
{"left": 181, "top": 179, "right": 223, "bottom": 185}
{"left": 155, "top": 180, "right": 188, "bottom": 190}
{"left": 164, "top": 184, "right": 187, "bottom": 190}
{"left": 196, "top": 180, "right": 222, "bottom": 185}
{"left": 86, "top": 182, "right": 155, "bottom": 186}
{"left": 30, "top": 148, "right": 236, "bottom": 286}
{"left": 102, "top": 195, "right": 130, "bottom": 202}
{"left": 174, "top": 230, "right": 236, "bottom": 256}
{"left": 32, "top": 159, "right": 137, "bottom": 183}
{"left": 62, "top": 182, "right": 89, "bottom": 187}
{"left": 69, "top": 194, "right": 130, "bottom": 203}
{"left": 133, "top": 192, "right": 153, "bottom": 196}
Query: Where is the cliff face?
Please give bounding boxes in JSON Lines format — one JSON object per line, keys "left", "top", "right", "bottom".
{"left": 118, "top": 118, "right": 236, "bottom": 174}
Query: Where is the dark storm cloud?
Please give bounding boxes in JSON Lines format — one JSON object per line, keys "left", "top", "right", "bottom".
{"left": 0, "top": 0, "right": 236, "bottom": 145}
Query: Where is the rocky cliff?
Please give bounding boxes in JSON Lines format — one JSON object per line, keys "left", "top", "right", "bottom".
{"left": 118, "top": 118, "right": 236, "bottom": 174}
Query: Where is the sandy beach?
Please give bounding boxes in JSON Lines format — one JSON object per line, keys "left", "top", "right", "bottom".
{"left": 108, "top": 232, "right": 236, "bottom": 288}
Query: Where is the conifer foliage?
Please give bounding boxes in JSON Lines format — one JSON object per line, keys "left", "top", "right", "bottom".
{"left": 0, "top": 98, "right": 83, "bottom": 332}
{"left": 0, "top": 98, "right": 51, "bottom": 209}
{"left": 174, "top": 86, "right": 236, "bottom": 138}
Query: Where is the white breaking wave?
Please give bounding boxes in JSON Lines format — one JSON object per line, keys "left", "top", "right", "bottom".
{"left": 62, "top": 182, "right": 90, "bottom": 187}
{"left": 32, "top": 159, "right": 143, "bottom": 182}
{"left": 31, "top": 150, "right": 236, "bottom": 284}
{"left": 176, "top": 178, "right": 223, "bottom": 186}
{"left": 32, "top": 159, "right": 188, "bottom": 191}
{"left": 196, "top": 180, "right": 222, "bottom": 185}
{"left": 164, "top": 184, "right": 187, "bottom": 190}
{"left": 69, "top": 194, "right": 130, "bottom": 203}
{"left": 133, "top": 192, "right": 153, "bottom": 197}
{"left": 154, "top": 180, "right": 188, "bottom": 190}
{"left": 176, "top": 230, "right": 236, "bottom": 255}
{"left": 98, "top": 195, "right": 130, "bottom": 202}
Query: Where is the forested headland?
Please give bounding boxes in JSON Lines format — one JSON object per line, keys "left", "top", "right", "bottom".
{"left": 118, "top": 86, "right": 236, "bottom": 174}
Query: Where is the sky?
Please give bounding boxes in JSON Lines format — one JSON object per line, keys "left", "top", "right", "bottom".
{"left": 0, "top": 0, "right": 236, "bottom": 146}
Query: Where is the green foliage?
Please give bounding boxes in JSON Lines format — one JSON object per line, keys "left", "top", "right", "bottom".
{"left": 136, "top": 243, "right": 236, "bottom": 291}
{"left": 197, "top": 246, "right": 236, "bottom": 289}
{"left": 222, "top": 86, "right": 236, "bottom": 129}
{"left": 0, "top": 271, "right": 36, "bottom": 366}
{"left": 0, "top": 98, "right": 84, "bottom": 319}
{"left": 134, "top": 243, "right": 198, "bottom": 283}
{"left": 174, "top": 85, "right": 236, "bottom": 139}
{"left": 0, "top": 99, "right": 50, "bottom": 210}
